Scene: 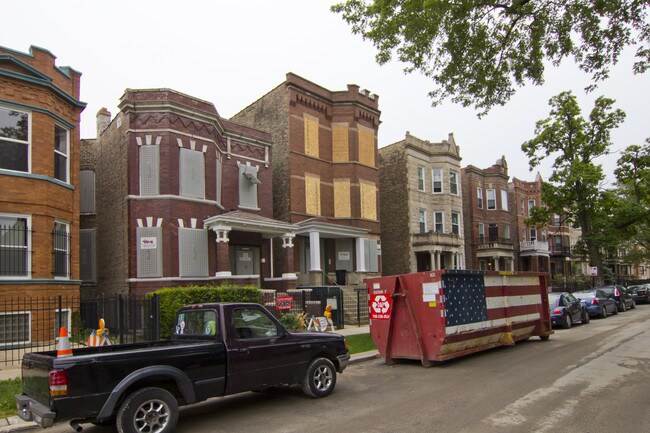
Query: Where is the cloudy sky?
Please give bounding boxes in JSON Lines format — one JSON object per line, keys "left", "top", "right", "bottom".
{"left": 3, "top": 0, "right": 647, "bottom": 183}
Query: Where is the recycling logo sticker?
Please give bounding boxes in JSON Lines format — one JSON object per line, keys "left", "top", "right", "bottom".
{"left": 370, "top": 294, "right": 392, "bottom": 320}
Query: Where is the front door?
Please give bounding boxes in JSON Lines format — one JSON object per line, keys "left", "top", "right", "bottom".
{"left": 234, "top": 246, "right": 259, "bottom": 275}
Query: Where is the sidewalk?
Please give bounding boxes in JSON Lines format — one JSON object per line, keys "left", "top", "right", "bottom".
{"left": 0, "top": 325, "right": 377, "bottom": 433}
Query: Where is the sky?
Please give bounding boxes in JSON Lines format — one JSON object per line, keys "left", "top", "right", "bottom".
{"left": 3, "top": 0, "right": 648, "bottom": 185}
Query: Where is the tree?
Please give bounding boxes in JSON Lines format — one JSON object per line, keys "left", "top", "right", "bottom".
{"left": 521, "top": 91, "right": 625, "bottom": 284}
{"left": 331, "top": 0, "right": 650, "bottom": 114}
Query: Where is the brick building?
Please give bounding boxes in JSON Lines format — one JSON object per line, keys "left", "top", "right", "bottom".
{"left": 231, "top": 73, "right": 382, "bottom": 286}
{"left": 461, "top": 157, "right": 515, "bottom": 271}
{"left": 379, "top": 132, "right": 465, "bottom": 275}
{"left": 510, "top": 175, "right": 550, "bottom": 272}
{"left": 0, "top": 45, "right": 85, "bottom": 337}
{"left": 81, "top": 89, "right": 297, "bottom": 296}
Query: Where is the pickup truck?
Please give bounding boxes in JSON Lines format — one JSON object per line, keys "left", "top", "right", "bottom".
{"left": 16, "top": 302, "right": 350, "bottom": 433}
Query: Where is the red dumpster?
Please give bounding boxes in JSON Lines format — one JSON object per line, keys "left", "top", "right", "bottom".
{"left": 366, "top": 270, "right": 552, "bottom": 366}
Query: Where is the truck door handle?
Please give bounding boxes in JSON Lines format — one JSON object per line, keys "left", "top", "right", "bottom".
{"left": 300, "top": 344, "right": 311, "bottom": 349}
{"left": 235, "top": 348, "right": 249, "bottom": 353}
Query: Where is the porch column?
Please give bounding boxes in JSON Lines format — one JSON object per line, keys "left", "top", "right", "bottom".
{"left": 281, "top": 234, "right": 296, "bottom": 279}
{"left": 309, "top": 231, "right": 321, "bottom": 272}
{"left": 213, "top": 226, "right": 232, "bottom": 277}
{"left": 430, "top": 251, "right": 436, "bottom": 271}
{"left": 435, "top": 251, "right": 441, "bottom": 270}
{"left": 494, "top": 255, "right": 500, "bottom": 271}
{"left": 356, "top": 237, "right": 366, "bottom": 272}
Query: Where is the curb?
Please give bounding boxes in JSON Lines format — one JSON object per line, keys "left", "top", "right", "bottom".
{"left": 349, "top": 350, "right": 379, "bottom": 365}
{"left": 0, "top": 417, "right": 36, "bottom": 433}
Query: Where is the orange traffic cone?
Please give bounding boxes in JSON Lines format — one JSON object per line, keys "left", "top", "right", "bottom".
{"left": 57, "top": 327, "right": 72, "bottom": 358}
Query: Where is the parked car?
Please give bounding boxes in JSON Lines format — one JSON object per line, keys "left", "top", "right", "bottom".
{"left": 574, "top": 289, "right": 618, "bottom": 318}
{"left": 598, "top": 285, "right": 636, "bottom": 312}
{"left": 548, "top": 292, "right": 590, "bottom": 329}
{"left": 627, "top": 283, "right": 650, "bottom": 304}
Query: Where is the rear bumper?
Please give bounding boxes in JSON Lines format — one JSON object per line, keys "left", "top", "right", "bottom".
{"left": 15, "top": 394, "right": 55, "bottom": 428}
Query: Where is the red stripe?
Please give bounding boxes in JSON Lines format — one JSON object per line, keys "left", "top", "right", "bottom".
{"left": 487, "top": 304, "right": 540, "bottom": 320}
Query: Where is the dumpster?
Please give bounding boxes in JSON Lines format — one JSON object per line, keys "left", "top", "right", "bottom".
{"left": 365, "top": 270, "right": 552, "bottom": 366}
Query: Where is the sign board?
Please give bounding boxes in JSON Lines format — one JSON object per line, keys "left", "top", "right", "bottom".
{"left": 276, "top": 295, "right": 293, "bottom": 310}
{"left": 326, "top": 297, "right": 338, "bottom": 310}
{"left": 338, "top": 251, "right": 350, "bottom": 261}
{"left": 588, "top": 267, "right": 598, "bottom": 276}
{"left": 369, "top": 294, "right": 392, "bottom": 320}
{"left": 140, "top": 237, "right": 157, "bottom": 249}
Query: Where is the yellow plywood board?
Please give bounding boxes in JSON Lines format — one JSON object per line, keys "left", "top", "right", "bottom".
{"left": 332, "top": 124, "right": 349, "bottom": 162}
{"left": 304, "top": 115, "right": 319, "bottom": 158}
{"left": 305, "top": 173, "right": 321, "bottom": 215}
{"left": 360, "top": 180, "right": 377, "bottom": 220}
{"left": 334, "top": 178, "right": 351, "bottom": 218}
{"left": 358, "top": 125, "right": 375, "bottom": 167}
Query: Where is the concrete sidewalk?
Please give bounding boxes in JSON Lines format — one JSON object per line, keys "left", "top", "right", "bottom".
{"left": 0, "top": 324, "right": 376, "bottom": 433}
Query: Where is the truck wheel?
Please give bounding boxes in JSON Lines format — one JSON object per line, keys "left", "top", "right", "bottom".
{"left": 116, "top": 387, "right": 178, "bottom": 433}
{"left": 302, "top": 358, "right": 336, "bottom": 398}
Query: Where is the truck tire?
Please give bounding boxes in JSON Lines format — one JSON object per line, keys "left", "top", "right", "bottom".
{"left": 116, "top": 387, "right": 178, "bottom": 433}
{"left": 302, "top": 358, "right": 336, "bottom": 398}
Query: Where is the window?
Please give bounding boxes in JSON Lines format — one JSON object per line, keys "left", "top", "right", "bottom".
{"left": 451, "top": 212, "right": 460, "bottom": 235}
{"left": 449, "top": 170, "right": 459, "bottom": 195}
{"left": 530, "top": 228, "right": 537, "bottom": 242}
{"left": 501, "top": 190, "right": 509, "bottom": 211}
{"left": 488, "top": 223, "right": 499, "bottom": 241}
{"left": 417, "top": 166, "right": 425, "bottom": 191}
{"left": 418, "top": 209, "right": 427, "bottom": 234}
{"left": 137, "top": 226, "right": 162, "bottom": 278}
{"left": 434, "top": 212, "right": 444, "bottom": 233}
{"left": 520, "top": 200, "right": 525, "bottom": 215}
{"left": 478, "top": 222, "right": 485, "bottom": 242}
{"left": 175, "top": 309, "right": 217, "bottom": 336}
{"left": 53, "top": 222, "right": 70, "bottom": 278}
{"left": 239, "top": 163, "right": 260, "bottom": 209}
{"left": 0, "top": 312, "right": 30, "bottom": 345}
{"left": 304, "top": 115, "right": 319, "bottom": 158}
{"left": 364, "top": 239, "right": 380, "bottom": 273}
{"left": 80, "top": 170, "right": 96, "bottom": 214}
{"left": 0, "top": 107, "right": 29, "bottom": 172}
{"left": 334, "top": 179, "right": 351, "bottom": 218}
{"left": 178, "top": 228, "right": 208, "bottom": 277}
{"left": 503, "top": 224, "right": 510, "bottom": 240}
{"left": 360, "top": 180, "right": 377, "bottom": 220}
{"left": 54, "top": 308, "right": 71, "bottom": 338}
{"left": 305, "top": 173, "right": 321, "bottom": 215}
{"left": 54, "top": 125, "right": 69, "bottom": 182}
{"left": 528, "top": 199, "right": 536, "bottom": 216}
{"left": 180, "top": 148, "right": 205, "bottom": 199}
{"left": 80, "top": 229, "right": 96, "bottom": 283}
{"left": 140, "top": 145, "right": 160, "bottom": 196}
{"left": 216, "top": 158, "right": 223, "bottom": 206}
{"left": 432, "top": 169, "right": 443, "bottom": 193}
{"left": 487, "top": 189, "right": 496, "bottom": 210}
{"left": 0, "top": 215, "right": 29, "bottom": 277}
{"left": 232, "top": 308, "right": 278, "bottom": 339}
{"left": 477, "top": 187, "right": 483, "bottom": 208}
{"left": 358, "top": 125, "right": 375, "bottom": 166}
{"left": 332, "top": 124, "right": 349, "bottom": 162}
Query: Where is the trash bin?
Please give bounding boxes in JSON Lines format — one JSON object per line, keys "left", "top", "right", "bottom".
{"left": 335, "top": 269, "right": 347, "bottom": 285}
{"left": 365, "top": 270, "right": 552, "bottom": 366}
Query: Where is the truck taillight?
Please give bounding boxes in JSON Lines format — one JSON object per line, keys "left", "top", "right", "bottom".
{"left": 49, "top": 369, "right": 68, "bottom": 397}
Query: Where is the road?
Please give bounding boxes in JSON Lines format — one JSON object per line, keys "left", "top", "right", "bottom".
{"left": 39, "top": 305, "right": 650, "bottom": 433}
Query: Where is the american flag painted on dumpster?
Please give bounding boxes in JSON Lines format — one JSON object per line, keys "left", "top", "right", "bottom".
{"left": 440, "top": 273, "right": 543, "bottom": 355}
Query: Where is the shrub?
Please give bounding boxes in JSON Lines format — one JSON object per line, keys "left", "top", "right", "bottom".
{"left": 279, "top": 312, "right": 308, "bottom": 330}
{"left": 148, "top": 284, "right": 262, "bottom": 338}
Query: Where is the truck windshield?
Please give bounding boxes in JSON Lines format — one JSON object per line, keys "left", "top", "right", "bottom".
{"left": 175, "top": 310, "right": 217, "bottom": 336}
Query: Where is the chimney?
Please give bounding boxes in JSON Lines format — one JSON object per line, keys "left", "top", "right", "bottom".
{"left": 96, "top": 108, "right": 111, "bottom": 137}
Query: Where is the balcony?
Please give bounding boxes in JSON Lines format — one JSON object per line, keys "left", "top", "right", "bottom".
{"left": 476, "top": 238, "right": 514, "bottom": 252}
{"left": 549, "top": 245, "right": 572, "bottom": 256}
{"left": 412, "top": 231, "right": 462, "bottom": 248}
{"left": 520, "top": 240, "right": 550, "bottom": 256}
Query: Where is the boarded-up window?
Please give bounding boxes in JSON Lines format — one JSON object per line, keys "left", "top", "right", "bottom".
{"left": 80, "top": 170, "right": 95, "bottom": 214}
{"left": 137, "top": 226, "right": 162, "bottom": 278}
{"left": 304, "top": 115, "right": 319, "bottom": 158}
{"left": 179, "top": 228, "right": 208, "bottom": 277}
{"left": 216, "top": 158, "right": 223, "bottom": 205}
{"left": 179, "top": 148, "right": 205, "bottom": 199}
{"left": 239, "top": 164, "right": 260, "bottom": 209}
{"left": 305, "top": 173, "right": 321, "bottom": 215}
{"left": 358, "top": 125, "right": 375, "bottom": 167}
{"left": 364, "top": 239, "right": 379, "bottom": 273}
{"left": 140, "top": 145, "right": 159, "bottom": 196}
{"left": 79, "top": 229, "right": 96, "bottom": 282}
{"left": 332, "top": 124, "right": 349, "bottom": 162}
{"left": 334, "top": 178, "right": 351, "bottom": 218}
{"left": 360, "top": 180, "right": 377, "bottom": 220}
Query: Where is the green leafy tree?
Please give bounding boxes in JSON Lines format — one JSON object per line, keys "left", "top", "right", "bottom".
{"left": 332, "top": 0, "right": 650, "bottom": 114}
{"left": 521, "top": 91, "right": 625, "bottom": 284}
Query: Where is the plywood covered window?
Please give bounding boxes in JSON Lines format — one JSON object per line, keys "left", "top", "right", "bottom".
{"left": 304, "top": 114, "right": 319, "bottom": 158}
{"left": 80, "top": 170, "right": 96, "bottom": 214}
{"left": 305, "top": 173, "right": 321, "bottom": 215}
{"left": 140, "top": 145, "right": 159, "bottom": 196}
{"left": 137, "top": 226, "right": 162, "bottom": 278}
{"left": 179, "top": 148, "right": 205, "bottom": 199}
{"left": 334, "top": 178, "right": 351, "bottom": 218}
{"left": 179, "top": 228, "right": 208, "bottom": 277}
{"left": 332, "top": 124, "right": 349, "bottom": 162}
{"left": 358, "top": 125, "right": 375, "bottom": 167}
{"left": 360, "top": 180, "right": 377, "bottom": 221}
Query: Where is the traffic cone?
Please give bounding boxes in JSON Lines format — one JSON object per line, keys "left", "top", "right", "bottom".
{"left": 57, "top": 327, "right": 73, "bottom": 358}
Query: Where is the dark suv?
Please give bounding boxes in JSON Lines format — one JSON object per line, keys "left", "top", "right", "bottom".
{"left": 598, "top": 285, "right": 636, "bottom": 312}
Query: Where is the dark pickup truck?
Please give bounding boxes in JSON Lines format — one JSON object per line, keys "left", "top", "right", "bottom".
{"left": 16, "top": 302, "right": 350, "bottom": 433}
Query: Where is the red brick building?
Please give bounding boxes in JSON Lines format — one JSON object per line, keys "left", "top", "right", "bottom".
{"left": 510, "top": 175, "right": 550, "bottom": 272}
{"left": 232, "top": 73, "right": 382, "bottom": 286}
{"left": 0, "top": 45, "right": 85, "bottom": 338}
{"left": 81, "top": 89, "right": 297, "bottom": 296}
